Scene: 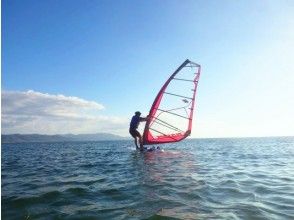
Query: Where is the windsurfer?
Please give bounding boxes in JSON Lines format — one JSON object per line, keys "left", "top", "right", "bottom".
{"left": 129, "top": 111, "right": 148, "bottom": 150}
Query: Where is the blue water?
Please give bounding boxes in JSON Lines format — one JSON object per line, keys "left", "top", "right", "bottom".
{"left": 2, "top": 137, "right": 294, "bottom": 219}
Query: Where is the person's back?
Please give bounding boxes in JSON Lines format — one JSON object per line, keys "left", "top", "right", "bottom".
{"left": 130, "top": 114, "right": 140, "bottom": 130}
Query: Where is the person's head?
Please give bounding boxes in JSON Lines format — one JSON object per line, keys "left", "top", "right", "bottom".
{"left": 135, "top": 111, "right": 141, "bottom": 116}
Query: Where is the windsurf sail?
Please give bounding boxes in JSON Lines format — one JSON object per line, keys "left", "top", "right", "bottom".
{"left": 143, "top": 59, "right": 201, "bottom": 145}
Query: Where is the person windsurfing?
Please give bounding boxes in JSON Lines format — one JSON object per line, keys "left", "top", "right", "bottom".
{"left": 129, "top": 111, "right": 148, "bottom": 150}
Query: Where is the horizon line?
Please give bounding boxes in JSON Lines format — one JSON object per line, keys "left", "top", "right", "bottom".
{"left": 2, "top": 133, "right": 293, "bottom": 139}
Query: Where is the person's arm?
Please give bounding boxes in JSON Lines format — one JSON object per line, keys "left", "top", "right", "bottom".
{"left": 139, "top": 115, "right": 149, "bottom": 122}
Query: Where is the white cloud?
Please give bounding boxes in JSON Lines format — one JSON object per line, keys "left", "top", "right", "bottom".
{"left": 2, "top": 90, "right": 129, "bottom": 135}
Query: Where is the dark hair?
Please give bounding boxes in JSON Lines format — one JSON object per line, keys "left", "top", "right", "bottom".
{"left": 135, "top": 111, "right": 141, "bottom": 115}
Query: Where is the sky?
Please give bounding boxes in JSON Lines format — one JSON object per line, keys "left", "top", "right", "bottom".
{"left": 2, "top": 0, "right": 294, "bottom": 137}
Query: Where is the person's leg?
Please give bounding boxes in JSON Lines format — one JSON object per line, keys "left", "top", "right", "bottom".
{"left": 130, "top": 129, "right": 139, "bottom": 149}
{"left": 134, "top": 137, "right": 139, "bottom": 149}
{"left": 138, "top": 134, "right": 143, "bottom": 150}
{"left": 134, "top": 130, "right": 144, "bottom": 151}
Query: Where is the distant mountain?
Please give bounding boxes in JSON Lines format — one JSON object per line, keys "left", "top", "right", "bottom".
{"left": 62, "top": 133, "right": 129, "bottom": 141}
{"left": 1, "top": 133, "right": 128, "bottom": 143}
{"left": 1, "top": 134, "right": 71, "bottom": 143}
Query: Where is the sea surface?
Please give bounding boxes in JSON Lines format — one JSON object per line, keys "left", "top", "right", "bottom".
{"left": 2, "top": 137, "right": 294, "bottom": 220}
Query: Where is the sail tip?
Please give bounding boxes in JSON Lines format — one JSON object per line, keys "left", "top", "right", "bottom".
{"left": 187, "top": 59, "right": 201, "bottom": 67}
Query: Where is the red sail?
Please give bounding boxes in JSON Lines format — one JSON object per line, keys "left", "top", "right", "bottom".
{"left": 143, "top": 59, "right": 201, "bottom": 145}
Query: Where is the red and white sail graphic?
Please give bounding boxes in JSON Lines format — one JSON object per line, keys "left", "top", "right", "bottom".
{"left": 143, "top": 59, "right": 201, "bottom": 145}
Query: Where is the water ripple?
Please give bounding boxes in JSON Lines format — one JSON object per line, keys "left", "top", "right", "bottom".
{"left": 2, "top": 137, "right": 294, "bottom": 219}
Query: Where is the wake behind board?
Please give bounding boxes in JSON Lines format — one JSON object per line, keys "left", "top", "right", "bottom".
{"left": 143, "top": 146, "right": 164, "bottom": 152}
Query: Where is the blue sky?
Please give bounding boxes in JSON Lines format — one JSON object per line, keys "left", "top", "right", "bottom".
{"left": 2, "top": 0, "right": 294, "bottom": 137}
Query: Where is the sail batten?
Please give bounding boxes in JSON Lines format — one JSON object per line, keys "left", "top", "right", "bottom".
{"left": 163, "top": 92, "right": 193, "bottom": 100}
{"left": 152, "top": 119, "right": 184, "bottom": 133}
{"left": 157, "top": 109, "right": 191, "bottom": 120}
{"left": 143, "top": 59, "right": 201, "bottom": 145}
{"left": 173, "top": 78, "right": 195, "bottom": 82}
